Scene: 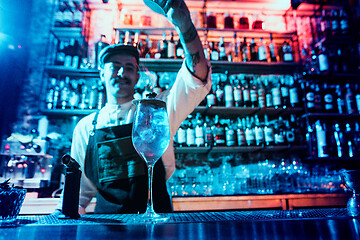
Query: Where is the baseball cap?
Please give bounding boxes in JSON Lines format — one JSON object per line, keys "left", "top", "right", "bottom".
{"left": 98, "top": 44, "right": 140, "bottom": 67}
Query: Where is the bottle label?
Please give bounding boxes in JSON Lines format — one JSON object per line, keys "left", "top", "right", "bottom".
{"left": 243, "top": 89, "right": 250, "bottom": 102}
{"left": 255, "top": 127, "right": 264, "bottom": 144}
{"left": 266, "top": 93, "right": 273, "bottom": 107}
{"left": 176, "top": 48, "right": 184, "bottom": 58}
{"left": 226, "top": 129, "right": 236, "bottom": 146}
{"left": 286, "top": 130, "right": 295, "bottom": 143}
{"left": 324, "top": 94, "right": 333, "bottom": 110}
{"left": 245, "top": 128, "right": 255, "bottom": 145}
{"left": 177, "top": 128, "right": 186, "bottom": 144}
{"left": 258, "top": 46, "right": 267, "bottom": 61}
{"left": 283, "top": 53, "right": 293, "bottom": 62}
{"left": 274, "top": 133, "right": 285, "bottom": 144}
{"left": 207, "top": 94, "right": 216, "bottom": 106}
{"left": 211, "top": 51, "right": 219, "bottom": 61}
{"left": 186, "top": 128, "right": 195, "bottom": 146}
{"left": 250, "top": 89, "right": 257, "bottom": 102}
{"left": 281, "top": 86, "right": 289, "bottom": 97}
{"left": 224, "top": 85, "right": 234, "bottom": 101}
{"left": 195, "top": 126, "right": 204, "bottom": 138}
{"left": 237, "top": 129, "right": 246, "bottom": 146}
{"left": 264, "top": 127, "right": 274, "bottom": 143}
{"left": 258, "top": 95, "right": 266, "bottom": 108}
{"left": 216, "top": 88, "right": 225, "bottom": 102}
{"left": 316, "top": 129, "right": 328, "bottom": 157}
{"left": 233, "top": 88, "right": 242, "bottom": 102}
{"left": 289, "top": 88, "right": 299, "bottom": 105}
{"left": 271, "top": 88, "right": 281, "bottom": 106}
{"left": 306, "top": 92, "right": 315, "bottom": 108}
{"left": 318, "top": 54, "right": 329, "bottom": 72}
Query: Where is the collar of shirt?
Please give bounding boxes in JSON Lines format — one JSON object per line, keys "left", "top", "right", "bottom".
{"left": 102, "top": 101, "right": 135, "bottom": 126}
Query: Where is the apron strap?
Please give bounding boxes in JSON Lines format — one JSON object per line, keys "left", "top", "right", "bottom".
{"left": 90, "top": 111, "right": 100, "bottom": 136}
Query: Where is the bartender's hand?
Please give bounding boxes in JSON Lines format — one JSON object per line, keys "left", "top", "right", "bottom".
{"left": 79, "top": 206, "right": 87, "bottom": 215}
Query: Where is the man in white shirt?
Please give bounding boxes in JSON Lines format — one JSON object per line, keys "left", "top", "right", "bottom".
{"left": 56, "top": 0, "right": 211, "bottom": 214}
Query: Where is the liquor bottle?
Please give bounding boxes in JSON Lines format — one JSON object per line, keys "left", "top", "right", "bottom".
{"left": 210, "top": 41, "right": 219, "bottom": 61}
{"left": 62, "top": 1, "right": 73, "bottom": 27}
{"left": 213, "top": 115, "right": 226, "bottom": 146}
{"left": 206, "top": 88, "right": 216, "bottom": 107}
{"left": 264, "top": 78, "right": 273, "bottom": 108}
{"left": 339, "top": 9, "right": 350, "bottom": 36}
{"left": 142, "top": 37, "right": 152, "bottom": 58}
{"left": 315, "top": 120, "right": 329, "bottom": 158}
{"left": 215, "top": 79, "right": 225, "bottom": 106}
{"left": 353, "top": 123, "right": 360, "bottom": 157}
{"left": 95, "top": 35, "right": 109, "bottom": 69}
{"left": 64, "top": 39, "right": 75, "bottom": 68}
{"left": 306, "top": 123, "right": 317, "bottom": 157}
{"left": 232, "top": 33, "right": 240, "bottom": 62}
{"left": 194, "top": 113, "right": 205, "bottom": 147}
{"left": 167, "top": 32, "right": 176, "bottom": 59}
{"left": 336, "top": 85, "right": 345, "bottom": 114}
{"left": 268, "top": 33, "right": 277, "bottom": 62}
{"left": 271, "top": 78, "right": 282, "bottom": 109}
{"left": 331, "top": 10, "right": 340, "bottom": 36}
{"left": 60, "top": 77, "right": 71, "bottom": 109}
{"left": 236, "top": 117, "right": 247, "bottom": 146}
{"left": 263, "top": 114, "right": 274, "bottom": 146}
{"left": 224, "top": 71, "right": 234, "bottom": 107}
{"left": 204, "top": 116, "right": 214, "bottom": 147}
{"left": 289, "top": 75, "right": 301, "bottom": 108}
{"left": 225, "top": 119, "right": 237, "bottom": 147}
{"left": 153, "top": 74, "right": 162, "bottom": 96}
{"left": 249, "top": 77, "right": 258, "bottom": 108}
{"left": 274, "top": 117, "right": 286, "bottom": 145}
{"left": 280, "top": 76, "right": 290, "bottom": 108}
{"left": 257, "top": 79, "right": 266, "bottom": 108}
{"left": 154, "top": 40, "right": 162, "bottom": 59}
{"left": 161, "top": 32, "right": 168, "bottom": 59}
{"left": 219, "top": 37, "right": 227, "bottom": 61}
{"left": 309, "top": 48, "right": 320, "bottom": 75}
{"left": 302, "top": 82, "right": 315, "bottom": 112}
{"left": 78, "top": 85, "right": 88, "bottom": 109}
{"left": 250, "top": 38, "right": 258, "bottom": 61}
{"left": 333, "top": 122, "right": 345, "bottom": 158}
{"left": 176, "top": 39, "right": 184, "bottom": 59}
{"left": 320, "top": 9, "right": 331, "bottom": 38}
{"left": 258, "top": 38, "right": 267, "bottom": 62}
{"left": 46, "top": 78, "right": 57, "bottom": 109}
{"left": 233, "top": 77, "right": 243, "bottom": 107}
{"left": 97, "top": 84, "right": 105, "bottom": 109}
{"left": 345, "top": 123, "right": 355, "bottom": 157}
{"left": 186, "top": 115, "right": 196, "bottom": 147}
{"left": 245, "top": 116, "right": 255, "bottom": 146}
{"left": 55, "top": 40, "right": 66, "bottom": 66}
{"left": 282, "top": 41, "right": 294, "bottom": 62}
{"left": 54, "top": 0, "right": 65, "bottom": 27}
{"left": 177, "top": 121, "right": 187, "bottom": 147}
{"left": 242, "top": 77, "right": 251, "bottom": 107}
{"left": 88, "top": 85, "right": 98, "bottom": 110}
{"left": 241, "top": 37, "right": 249, "bottom": 62}
{"left": 323, "top": 83, "right": 335, "bottom": 112}
{"left": 254, "top": 115, "right": 264, "bottom": 146}
{"left": 284, "top": 119, "right": 295, "bottom": 145}
{"left": 73, "top": 0, "right": 83, "bottom": 28}
{"left": 318, "top": 44, "right": 329, "bottom": 74}
{"left": 69, "top": 81, "right": 80, "bottom": 109}
{"left": 355, "top": 84, "right": 360, "bottom": 114}
{"left": 345, "top": 83, "right": 356, "bottom": 114}
{"left": 314, "top": 83, "right": 323, "bottom": 112}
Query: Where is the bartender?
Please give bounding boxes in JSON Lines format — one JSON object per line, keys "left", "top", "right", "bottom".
{"left": 55, "top": 0, "right": 212, "bottom": 214}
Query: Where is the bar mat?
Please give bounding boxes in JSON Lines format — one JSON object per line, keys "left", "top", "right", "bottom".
{"left": 4, "top": 208, "right": 351, "bottom": 226}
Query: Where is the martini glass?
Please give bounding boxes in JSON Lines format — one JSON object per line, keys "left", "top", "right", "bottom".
{"left": 132, "top": 98, "right": 170, "bottom": 222}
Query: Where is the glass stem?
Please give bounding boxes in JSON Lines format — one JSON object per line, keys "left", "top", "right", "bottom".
{"left": 146, "top": 164, "right": 155, "bottom": 214}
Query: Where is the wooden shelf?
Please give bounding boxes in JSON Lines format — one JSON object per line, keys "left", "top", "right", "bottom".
{"left": 50, "top": 27, "right": 84, "bottom": 40}
{"left": 45, "top": 60, "right": 300, "bottom": 75}
{"left": 302, "top": 113, "right": 360, "bottom": 120}
{"left": 174, "top": 145, "right": 307, "bottom": 154}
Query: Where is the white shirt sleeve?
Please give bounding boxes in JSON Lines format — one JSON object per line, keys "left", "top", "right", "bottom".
{"left": 160, "top": 61, "right": 212, "bottom": 180}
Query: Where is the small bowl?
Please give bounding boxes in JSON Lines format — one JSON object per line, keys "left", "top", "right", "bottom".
{"left": 0, "top": 188, "right": 27, "bottom": 223}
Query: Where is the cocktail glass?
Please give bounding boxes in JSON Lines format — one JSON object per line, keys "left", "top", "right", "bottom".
{"left": 132, "top": 98, "right": 170, "bottom": 222}
{"left": 340, "top": 169, "right": 360, "bottom": 217}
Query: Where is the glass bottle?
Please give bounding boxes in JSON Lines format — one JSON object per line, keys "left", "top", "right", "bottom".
{"left": 323, "top": 83, "right": 335, "bottom": 112}
{"left": 258, "top": 38, "right": 267, "bottom": 62}
{"left": 213, "top": 115, "right": 226, "bottom": 146}
{"left": 245, "top": 116, "right": 256, "bottom": 146}
{"left": 264, "top": 114, "right": 274, "bottom": 146}
{"left": 194, "top": 113, "right": 205, "bottom": 147}
{"left": 241, "top": 37, "right": 249, "bottom": 62}
{"left": 233, "top": 77, "right": 243, "bottom": 107}
{"left": 219, "top": 37, "right": 227, "bottom": 61}
{"left": 250, "top": 38, "right": 258, "bottom": 61}
{"left": 167, "top": 32, "right": 176, "bottom": 59}
{"left": 254, "top": 115, "right": 264, "bottom": 146}
{"left": 225, "top": 119, "right": 237, "bottom": 147}
{"left": 236, "top": 117, "right": 247, "bottom": 146}
{"left": 224, "top": 71, "right": 234, "bottom": 107}
{"left": 204, "top": 116, "right": 214, "bottom": 147}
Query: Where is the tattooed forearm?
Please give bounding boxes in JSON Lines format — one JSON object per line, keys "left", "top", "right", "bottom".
{"left": 185, "top": 51, "right": 201, "bottom": 74}
{"left": 190, "top": 51, "right": 201, "bottom": 66}
{"left": 180, "top": 24, "right": 198, "bottom": 43}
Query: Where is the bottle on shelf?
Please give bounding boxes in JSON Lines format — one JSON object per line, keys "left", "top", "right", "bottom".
{"left": 219, "top": 37, "right": 227, "bottom": 61}
{"left": 313, "top": 83, "right": 323, "bottom": 112}
{"left": 240, "top": 37, "right": 249, "bottom": 62}
{"left": 194, "top": 113, "right": 205, "bottom": 147}
{"left": 315, "top": 120, "right": 329, "bottom": 158}
{"left": 210, "top": 41, "right": 219, "bottom": 61}
{"left": 345, "top": 122, "right": 355, "bottom": 157}
{"left": 167, "top": 32, "right": 176, "bottom": 59}
{"left": 176, "top": 38, "right": 184, "bottom": 59}
{"left": 333, "top": 122, "right": 345, "bottom": 158}
{"left": 355, "top": 84, "right": 360, "bottom": 114}
{"left": 264, "top": 114, "right": 274, "bottom": 146}
{"left": 60, "top": 77, "right": 71, "bottom": 109}
{"left": 257, "top": 79, "right": 266, "bottom": 108}
{"left": 185, "top": 115, "right": 196, "bottom": 147}
{"left": 225, "top": 119, "right": 237, "bottom": 147}
{"left": 213, "top": 115, "right": 226, "bottom": 146}
{"left": 306, "top": 123, "right": 317, "bottom": 157}
{"left": 302, "top": 82, "right": 315, "bottom": 112}
{"left": 236, "top": 117, "right": 247, "bottom": 146}
{"left": 95, "top": 35, "right": 109, "bottom": 69}
{"left": 55, "top": 40, "right": 66, "bottom": 66}
{"left": 233, "top": 77, "right": 243, "bottom": 107}
{"left": 331, "top": 9, "right": 340, "bottom": 36}
{"left": 254, "top": 115, "right": 264, "bottom": 146}
{"left": 249, "top": 77, "right": 258, "bottom": 108}
{"left": 258, "top": 38, "right": 267, "bottom": 62}
{"left": 161, "top": 32, "right": 168, "bottom": 59}
{"left": 224, "top": 71, "right": 234, "bottom": 107}
{"left": 280, "top": 76, "right": 290, "bottom": 108}
{"left": 289, "top": 75, "right": 301, "bottom": 108}
{"left": 204, "top": 116, "right": 214, "bottom": 147}
{"left": 249, "top": 38, "right": 258, "bottom": 61}
{"left": 46, "top": 78, "right": 57, "bottom": 109}
{"left": 335, "top": 85, "right": 345, "bottom": 114}
{"left": 215, "top": 79, "right": 225, "bottom": 106}
{"left": 245, "top": 116, "right": 255, "bottom": 146}
{"left": 206, "top": 87, "right": 216, "bottom": 107}
{"left": 282, "top": 41, "right": 294, "bottom": 62}
{"left": 322, "top": 83, "right": 335, "bottom": 112}
{"left": 177, "top": 121, "right": 187, "bottom": 147}
{"left": 264, "top": 78, "right": 273, "bottom": 108}
{"left": 242, "top": 77, "right": 251, "bottom": 108}
{"left": 345, "top": 83, "right": 356, "bottom": 114}
{"left": 318, "top": 43, "right": 329, "bottom": 74}
{"left": 274, "top": 117, "right": 286, "bottom": 146}
{"left": 267, "top": 33, "right": 277, "bottom": 62}
{"left": 271, "top": 78, "right": 282, "bottom": 109}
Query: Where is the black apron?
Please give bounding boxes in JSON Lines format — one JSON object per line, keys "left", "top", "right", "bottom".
{"left": 84, "top": 111, "right": 173, "bottom": 214}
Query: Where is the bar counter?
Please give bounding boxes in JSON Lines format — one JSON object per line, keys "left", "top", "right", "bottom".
{"left": 2, "top": 208, "right": 359, "bottom": 240}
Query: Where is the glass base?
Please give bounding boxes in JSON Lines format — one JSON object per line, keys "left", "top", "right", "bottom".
{"left": 131, "top": 212, "right": 169, "bottom": 224}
